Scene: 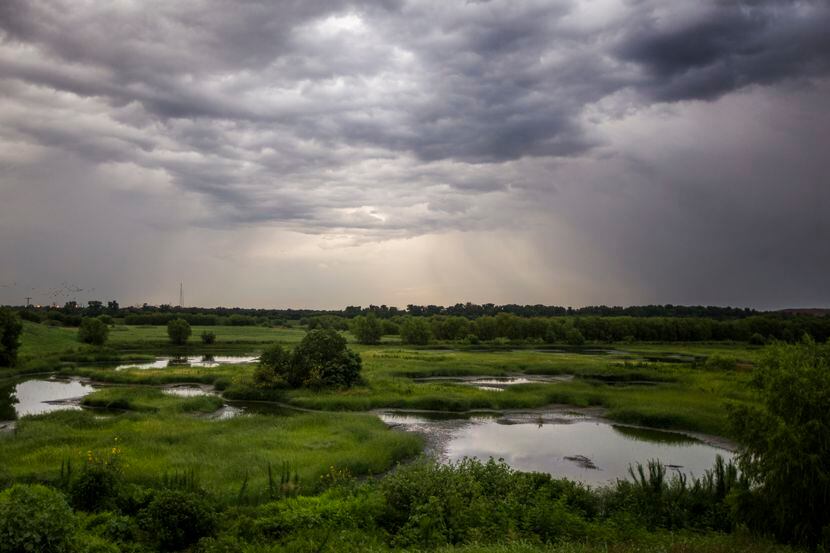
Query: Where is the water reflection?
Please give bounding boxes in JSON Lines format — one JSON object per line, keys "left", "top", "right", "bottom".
{"left": 0, "top": 378, "right": 95, "bottom": 419}
{"left": 115, "top": 355, "right": 258, "bottom": 370}
{"left": 380, "top": 411, "right": 733, "bottom": 486}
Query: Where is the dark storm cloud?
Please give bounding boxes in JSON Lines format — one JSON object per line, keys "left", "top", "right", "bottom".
{"left": 618, "top": 1, "right": 830, "bottom": 101}
{"left": 1, "top": 0, "right": 829, "bottom": 307}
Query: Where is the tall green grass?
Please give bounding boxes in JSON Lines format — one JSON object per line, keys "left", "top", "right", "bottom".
{"left": 0, "top": 407, "right": 422, "bottom": 500}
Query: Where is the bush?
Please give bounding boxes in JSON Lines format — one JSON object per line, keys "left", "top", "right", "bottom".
{"left": 749, "top": 332, "right": 766, "bottom": 345}
{"left": 256, "top": 330, "right": 362, "bottom": 389}
{"left": 564, "top": 327, "right": 585, "bottom": 346}
{"left": 292, "top": 329, "right": 362, "bottom": 388}
{"left": 400, "top": 317, "right": 431, "bottom": 345}
{"left": 254, "top": 344, "right": 293, "bottom": 388}
{"left": 78, "top": 317, "right": 109, "bottom": 346}
{"left": 729, "top": 338, "right": 830, "bottom": 547}
{"left": 70, "top": 449, "right": 123, "bottom": 512}
{"left": 167, "top": 318, "right": 191, "bottom": 345}
{"left": 138, "top": 489, "right": 217, "bottom": 552}
{"left": 351, "top": 314, "right": 383, "bottom": 345}
{"left": 200, "top": 331, "right": 216, "bottom": 344}
{"left": 703, "top": 354, "right": 737, "bottom": 371}
{"left": 97, "top": 314, "right": 113, "bottom": 326}
{"left": 0, "top": 484, "right": 77, "bottom": 553}
{"left": 0, "top": 307, "right": 23, "bottom": 367}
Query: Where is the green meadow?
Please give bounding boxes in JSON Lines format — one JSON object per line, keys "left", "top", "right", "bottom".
{"left": 2, "top": 320, "right": 816, "bottom": 552}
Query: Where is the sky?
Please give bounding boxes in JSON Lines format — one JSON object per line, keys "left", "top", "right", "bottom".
{"left": 0, "top": 0, "right": 828, "bottom": 310}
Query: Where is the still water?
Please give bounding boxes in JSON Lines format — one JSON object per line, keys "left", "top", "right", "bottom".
{"left": 0, "top": 378, "right": 96, "bottom": 420}
{"left": 380, "top": 411, "right": 733, "bottom": 486}
{"left": 115, "top": 355, "right": 258, "bottom": 370}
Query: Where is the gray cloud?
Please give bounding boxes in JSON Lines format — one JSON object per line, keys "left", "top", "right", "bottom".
{"left": 0, "top": 0, "right": 828, "bottom": 308}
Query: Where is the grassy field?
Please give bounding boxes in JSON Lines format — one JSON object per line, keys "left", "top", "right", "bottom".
{"left": 0, "top": 390, "right": 422, "bottom": 500}
{"left": 1, "top": 321, "right": 807, "bottom": 552}
{"left": 5, "top": 322, "right": 759, "bottom": 438}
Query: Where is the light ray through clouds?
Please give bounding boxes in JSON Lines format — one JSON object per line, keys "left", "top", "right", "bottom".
{"left": 0, "top": 0, "right": 828, "bottom": 308}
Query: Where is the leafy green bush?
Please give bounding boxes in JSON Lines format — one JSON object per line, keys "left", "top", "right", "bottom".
{"left": 351, "top": 314, "right": 383, "bottom": 345}
{"left": 256, "top": 330, "right": 361, "bottom": 389}
{"left": 748, "top": 332, "right": 766, "bottom": 345}
{"left": 564, "top": 327, "right": 585, "bottom": 346}
{"left": 138, "top": 489, "right": 217, "bottom": 552}
{"left": 292, "top": 329, "right": 362, "bottom": 388}
{"left": 200, "top": 330, "right": 216, "bottom": 344}
{"left": 70, "top": 447, "right": 124, "bottom": 512}
{"left": 0, "top": 484, "right": 77, "bottom": 553}
{"left": 254, "top": 344, "right": 293, "bottom": 388}
{"left": 78, "top": 317, "right": 109, "bottom": 346}
{"left": 400, "top": 317, "right": 432, "bottom": 345}
{"left": 166, "top": 318, "right": 191, "bottom": 345}
{"left": 730, "top": 338, "right": 830, "bottom": 547}
{"left": 703, "top": 354, "right": 738, "bottom": 371}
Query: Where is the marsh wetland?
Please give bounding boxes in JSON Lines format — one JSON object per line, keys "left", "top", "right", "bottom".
{"left": 0, "top": 315, "right": 825, "bottom": 552}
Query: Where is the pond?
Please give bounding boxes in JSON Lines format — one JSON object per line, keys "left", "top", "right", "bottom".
{"left": 414, "top": 374, "right": 573, "bottom": 392}
{"left": 115, "top": 355, "right": 258, "bottom": 370}
{"left": 380, "top": 411, "right": 734, "bottom": 486}
{"left": 0, "top": 377, "right": 96, "bottom": 420}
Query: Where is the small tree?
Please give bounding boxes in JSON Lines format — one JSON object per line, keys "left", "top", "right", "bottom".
{"left": 255, "top": 329, "right": 362, "bottom": 389}
{"left": 729, "top": 338, "right": 830, "bottom": 547}
{"left": 0, "top": 308, "right": 23, "bottom": 367}
{"left": 400, "top": 317, "right": 431, "bottom": 345}
{"left": 351, "top": 313, "right": 383, "bottom": 345}
{"left": 167, "top": 318, "right": 191, "bottom": 345}
{"left": 200, "top": 331, "right": 216, "bottom": 344}
{"left": 293, "top": 329, "right": 362, "bottom": 388}
{"left": 254, "top": 344, "right": 293, "bottom": 388}
{"left": 78, "top": 317, "right": 109, "bottom": 346}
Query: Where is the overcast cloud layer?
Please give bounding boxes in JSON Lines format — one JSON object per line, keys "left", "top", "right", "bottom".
{"left": 1, "top": 0, "right": 828, "bottom": 309}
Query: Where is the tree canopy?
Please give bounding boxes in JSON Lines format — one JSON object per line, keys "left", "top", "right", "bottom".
{"left": 166, "top": 318, "right": 191, "bottom": 345}
{"left": 255, "top": 329, "right": 362, "bottom": 389}
{"left": 729, "top": 338, "right": 830, "bottom": 547}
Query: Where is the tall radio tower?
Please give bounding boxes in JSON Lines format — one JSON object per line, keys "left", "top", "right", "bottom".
{"left": 179, "top": 282, "right": 184, "bottom": 307}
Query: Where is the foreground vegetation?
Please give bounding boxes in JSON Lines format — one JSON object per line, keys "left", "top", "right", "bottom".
{"left": 2, "top": 308, "right": 828, "bottom": 551}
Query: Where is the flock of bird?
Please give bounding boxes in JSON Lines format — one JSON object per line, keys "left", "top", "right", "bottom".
{"left": 0, "top": 281, "right": 95, "bottom": 305}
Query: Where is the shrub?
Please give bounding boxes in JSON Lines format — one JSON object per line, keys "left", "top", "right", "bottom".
{"left": 0, "top": 484, "right": 77, "bottom": 553}
{"left": 0, "top": 307, "right": 23, "bottom": 367}
{"left": 729, "top": 338, "right": 830, "bottom": 547}
{"left": 256, "top": 330, "right": 362, "bottom": 389}
{"left": 400, "top": 317, "right": 431, "bottom": 345}
{"left": 292, "top": 329, "right": 362, "bottom": 388}
{"left": 564, "top": 327, "right": 585, "bottom": 346}
{"left": 78, "top": 317, "right": 109, "bottom": 346}
{"left": 749, "top": 332, "right": 766, "bottom": 346}
{"left": 703, "top": 354, "right": 737, "bottom": 371}
{"left": 200, "top": 331, "right": 216, "bottom": 344}
{"left": 254, "top": 344, "right": 293, "bottom": 388}
{"left": 70, "top": 449, "right": 124, "bottom": 512}
{"left": 96, "top": 314, "right": 113, "bottom": 326}
{"left": 138, "top": 489, "right": 217, "bottom": 552}
{"left": 167, "top": 318, "right": 191, "bottom": 345}
{"left": 351, "top": 314, "right": 383, "bottom": 345}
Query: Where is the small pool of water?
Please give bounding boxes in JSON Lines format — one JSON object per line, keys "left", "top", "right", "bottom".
{"left": 163, "top": 385, "right": 215, "bottom": 397}
{"left": 380, "top": 411, "right": 733, "bottom": 486}
{"left": 115, "top": 355, "right": 258, "bottom": 370}
{"left": 0, "top": 378, "right": 96, "bottom": 419}
{"left": 415, "top": 374, "right": 573, "bottom": 392}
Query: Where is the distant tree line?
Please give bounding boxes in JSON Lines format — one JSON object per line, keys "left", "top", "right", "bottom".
{"left": 5, "top": 301, "right": 830, "bottom": 344}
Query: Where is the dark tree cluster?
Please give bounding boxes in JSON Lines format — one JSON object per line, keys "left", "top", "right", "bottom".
{"left": 254, "top": 329, "right": 361, "bottom": 389}
{"left": 0, "top": 308, "right": 23, "bottom": 367}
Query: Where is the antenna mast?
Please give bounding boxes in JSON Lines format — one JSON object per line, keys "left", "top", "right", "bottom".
{"left": 179, "top": 282, "right": 184, "bottom": 307}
